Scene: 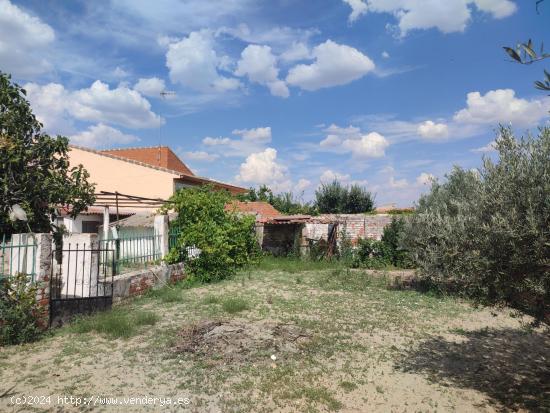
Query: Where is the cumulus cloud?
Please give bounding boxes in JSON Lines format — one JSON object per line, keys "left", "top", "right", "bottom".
{"left": 165, "top": 30, "right": 240, "bottom": 93}
{"left": 318, "top": 124, "right": 389, "bottom": 158}
{"left": 71, "top": 123, "right": 139, "bottom": 148}
{"left": 453, "top": 89, "right": 549, "bottom": 127}
{"left": 382, "top": 51, "right": 390, "bottom": 59}
{"left": 343, "top": 0, "right": 368, "bottom": 22}
{"left": 235, "top": 45, "right": 289, "bottom": 98}
{"left": 0, "top": 0, "right": 55, "bottom": 77}
{"left": 417, "top": 120, "right": 449, "bottom": 140}
{"left": 471, "top": 141, "right": 497, "bottom": 153}
{"left": 202, "top": 127, "right": 273, "bottom": 157}
{"left": 280, "top": 42, "right": 311, "bottom": 62}
{"left": 133, "top": 77, "right": 166, "bottom": 97}
{"left": 24, "top": 80, "right": 161, "bottom": 135}
{"left": 236, "top": 148, "right": 289, "bottom": 188}
{"left": 286, "top": 40, "right": 375, "bottom": 91}
{"left": 416, "top": 172, "right": 435, "bottom": 186}
{"left": 295, "top": 178, "right": 312, "bottom": 192}
{"left": 320, "top": 169, "right": 352, "bottom": 183}
{"left": 389, "top": 176, "right": 408, "bottom": 189}
{"left": 232, "top": 127, "right": 272, "bottom": 143}
{"left": 345, "top": 0, "right": 517, "bottom": 36}
{"left": 343, "top": 132, "right": 389, "bottom": 158}
{"left": 181, "top": 151, "right": 219, "bottom": 161}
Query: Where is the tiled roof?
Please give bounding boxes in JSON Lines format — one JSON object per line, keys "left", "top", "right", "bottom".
{"left": 225, "top": 201, "right": 281, "bottom": 218}
{"left": 100, "top": 146, "right": 194, "bottom": 176}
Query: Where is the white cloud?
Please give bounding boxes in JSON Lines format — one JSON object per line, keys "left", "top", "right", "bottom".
{"left": 235, "top": 45, "right": 289, "bottom": 98}
{"left": 286, "top": 40, "right": 375, "bottom": 91}
{"left": 202, "top": 127, "right": 273, "bottom": 157}
{"left": 71, "top": 123, "right": 139, "bottom": 148}
{"left": 471, "top": 141, "right": 497, "bottom": 153}
{"left": 295, "top": 178, "right": 312, "bottom": 192}
{"left": 416, "top": 172, "right": 435, "bottom": 186}
{"left": 133, "top": 77, "right": 166, "bottom": 97}
{"left": 218, "top": 24, "right": 317, "bottom": 52}
{"left": 232, "top": 127, "right": 272, "bottom": 143}
{"left": 165, "top": 30, "right": 240, "bottom": 93}
{"left": 473, "top": 0, "right": 517, "bottom": 18}
{"left": 320, "top": 169, "right": 351, "bottom": 183}
{"left": 343, "top": 132, "right": 389, "bottom": 158}
{"left": 113, "top": 66, "right": 129, "bottom": 79}
{"left": 343, "top": 0, "right": 368, "bottom": 22}
{"left": 71, "top": 81, "right": 161, "bottom": 128}
{"left": 280, "top": 42, "right": 311, "bottom": 62}
{"left": 0, "top": 0, "right": 55, "bottom": 77}
{"left": 236, "top": 148, "right": 289, "bottom": 186}
{"left": 349, "top": 0, "right": 517, "bottom": 36}
{"left": 317, "top": 124, "right": 389, "bottom": 158}
{"left": 382, "top": 51, "right": 390, "bottom": 59}
{"left": 320, "top": 135, "right": 342, "bottom": 147}
{"left": 181, "top": 151, "right": 219, "bottom": 161}
{"left": 24, "top": 80, "right": 161, "bottom": 134}
{"left": 417, "top": 120, "right": 449, "bottom": 140}
{"left": 389, "top": 176, "right": 408, "bottom": 189}
{"left": 453, "top": 89, "right": 550, "bottom": 127}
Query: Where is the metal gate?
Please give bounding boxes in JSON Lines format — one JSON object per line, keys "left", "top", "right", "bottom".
{"left": 50, "top": 245, "right": 115, "bottom": 327}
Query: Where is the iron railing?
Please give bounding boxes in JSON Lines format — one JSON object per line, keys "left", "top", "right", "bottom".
{"left": 0, "top": 234, "right": 38, "bottom": 282}
{"left": 99, "top": 232, "right": 162, "bottom": 275}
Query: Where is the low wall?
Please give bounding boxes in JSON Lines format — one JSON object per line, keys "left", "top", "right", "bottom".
{"left": 305, "top": 214, "right": 394, "bottom": 243}
{"left": 112, "top": 262, "right": 186, "bottom": 302}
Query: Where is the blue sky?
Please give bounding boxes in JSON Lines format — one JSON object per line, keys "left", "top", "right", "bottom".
{"left": 1, "top": 0, "right": 549, "bottom": 206}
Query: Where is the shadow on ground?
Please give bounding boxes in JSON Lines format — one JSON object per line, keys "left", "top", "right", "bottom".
{"left": 397, "top": 328, "right": 550, "bottom": 411}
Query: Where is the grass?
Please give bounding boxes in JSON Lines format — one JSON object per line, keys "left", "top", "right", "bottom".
{"left": 221, "top": 297, "right": 250, "bottom": 314}
{"left": 70, "top": 308, "right": 159, "bottom": 339}
{"left": 1, "top": 257, "right": 545, "bottom": 413}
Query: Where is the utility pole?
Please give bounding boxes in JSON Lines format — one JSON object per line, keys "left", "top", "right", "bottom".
{"left": 158, "top": 90, "right": 176, "bottom": 165}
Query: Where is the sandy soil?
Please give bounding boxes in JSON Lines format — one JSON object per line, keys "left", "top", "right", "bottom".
{"left": 0, "top": 267, "right": 548, "bottom": 412}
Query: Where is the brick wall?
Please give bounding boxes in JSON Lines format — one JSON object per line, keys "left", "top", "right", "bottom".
{"left": 112, "top": 262, "right": 186, "bottom": 302}
{"left": 304, "top": 214, "right": 394, "bottom": 244}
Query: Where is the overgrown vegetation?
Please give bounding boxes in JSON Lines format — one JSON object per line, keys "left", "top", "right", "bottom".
{"left": 315, "top": 180, "right": 375, "bottom": 214}
{"left": 238, "top": 185, "right": 317, "bottom": 215}
{"left": 402, "top": 127, "right": 550, "bottom": 323}
{"left": 0, "top": 273, "right": 43, "bottom": 345}
{"left": 165, "top": 186, "right": 259, "bottom": 282}
{"left": 0, "top": 72, "right": 95, "bottom": 235}
{"left": 71, "top": 308, "right": 159, "bottom": 339}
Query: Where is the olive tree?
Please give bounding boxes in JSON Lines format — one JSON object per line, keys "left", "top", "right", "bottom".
{"left": 402, "top": 127, "right": 550, "bottom": 323}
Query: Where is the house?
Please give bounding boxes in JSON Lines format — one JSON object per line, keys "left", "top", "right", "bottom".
{"left": 60, "top": 145, "right": 247, "bottom": 234}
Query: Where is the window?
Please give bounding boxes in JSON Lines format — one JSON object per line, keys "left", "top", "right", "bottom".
{"left": 82, "top": 221, "right": 100, "bottom": 234}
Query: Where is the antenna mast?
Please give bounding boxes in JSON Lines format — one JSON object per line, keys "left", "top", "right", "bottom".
{"left": 158, "top": 90, "right": 176, "bottom": 165}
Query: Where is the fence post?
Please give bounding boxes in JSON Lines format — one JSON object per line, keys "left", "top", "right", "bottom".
{"left": 34, "top": 233, "right": 52, "bottom": 329}
{"left": 154, "top": 214, "right": 170, "bottom": 259}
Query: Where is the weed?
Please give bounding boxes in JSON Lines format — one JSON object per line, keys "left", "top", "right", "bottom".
{"left": 222, "top": 297, "right": 250, "bottom": 314}
{"left": 339, "top": 381, "right": 358, "bottom": 392}
{"left": 71, "top": 308, "right": 159, "bottom": 339}
{"left": 146, "top": 286, "right": 183, "bottom": 303}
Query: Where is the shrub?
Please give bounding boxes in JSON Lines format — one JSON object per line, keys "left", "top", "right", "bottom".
{"left": 381, "top": 217, "right": 413, "bottom": 268}
{"left": 402, "top": 127, "right": 550, "bottom": 323}
{"left": 165, "top": 186, "right": 260, "bottom": 282}
{"left": 0, "top": 273, "right": 43, "bottom": 346}
{"left": 354, "top": 238, "right": 392, "bottom": 268}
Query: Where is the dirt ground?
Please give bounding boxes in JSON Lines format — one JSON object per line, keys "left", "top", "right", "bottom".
{"left": 0, "top": 265, "right": 549, "bottom": 412}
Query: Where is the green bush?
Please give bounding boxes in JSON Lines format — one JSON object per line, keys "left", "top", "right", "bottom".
{"left": 402, "top": 127, "right": 550, "bottom": 323}
{"left": 354, "top": 238, "right": 392, "bottom": 268}
{"left": 165, "top": 186, "right": 260, "bottom": 282}
{"left": 315, "top": 180, "right": 375, "bottom": 214}
{"left": 381, "top": 217, "right": 413, "bottom": 268}
{"left": 0, "top": 273, "right": 43, "bottom": 346}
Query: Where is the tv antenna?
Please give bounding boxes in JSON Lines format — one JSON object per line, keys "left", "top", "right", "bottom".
{"left": 157, "top": 90, "right": 176, "bottom": 164}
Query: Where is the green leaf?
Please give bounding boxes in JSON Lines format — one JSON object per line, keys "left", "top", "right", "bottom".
{"left": 503, "top": 47, "right": 522, "bottom": 62}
